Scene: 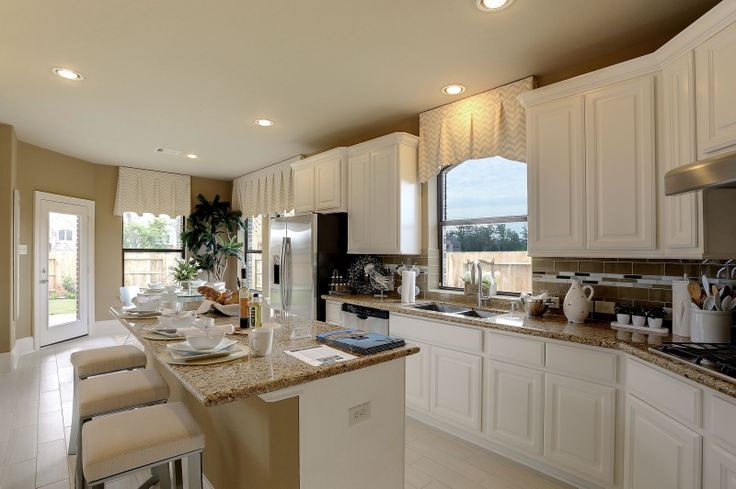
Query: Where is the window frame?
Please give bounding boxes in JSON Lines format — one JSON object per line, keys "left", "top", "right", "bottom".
{"left": 242, "top": 216, "right": 263, "bottom": 292}
{"left": 121, "top": 214, "right": 186, "bottom": 286}
{"left": 437, "top": 163, "right": 528, "bottom": 295}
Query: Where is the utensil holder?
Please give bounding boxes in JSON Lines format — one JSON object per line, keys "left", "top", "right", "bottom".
{"left": 690, "top": 309, "right": 732, "bottom": 343}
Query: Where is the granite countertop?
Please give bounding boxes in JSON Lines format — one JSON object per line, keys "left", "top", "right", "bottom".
{"left": 110, "top": 306, "right": 419, "bottom": 407}
{"left": 324, "top": 294, "right": 736, "bottom": 398}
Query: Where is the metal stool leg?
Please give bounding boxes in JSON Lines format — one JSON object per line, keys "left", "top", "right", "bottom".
{"left": 183, "top": 452, "right": 202, "bottom": 489}
{"left": 68, "top": 373, "right": 80, "bottom": 455}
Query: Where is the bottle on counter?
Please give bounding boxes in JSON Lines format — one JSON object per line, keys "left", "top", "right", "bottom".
{"left": 250, "top": 292, "right": 262, "bottom": 328}
{"left": 239, "top": 269, "right": 252, "bottom": 329}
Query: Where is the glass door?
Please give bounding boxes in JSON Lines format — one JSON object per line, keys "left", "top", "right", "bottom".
{"left": 36, "top": 193, "right": 92, "bottom": 346}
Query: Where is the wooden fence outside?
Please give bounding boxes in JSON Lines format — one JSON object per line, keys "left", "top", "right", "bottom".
{"left": 444, "top": 251, "right": 532, "bottom": 293}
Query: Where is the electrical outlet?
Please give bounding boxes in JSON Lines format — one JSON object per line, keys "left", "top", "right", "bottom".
{"left": 348, "top": 402, "right": 371, "bottom": 426}
{"left": 594, "top": 301, "right": 616, "bottom": 315}
{"left": 548, "top": 296, "right": 560, "bottom": 309}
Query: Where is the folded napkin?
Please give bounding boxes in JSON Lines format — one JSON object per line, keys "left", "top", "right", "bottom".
{"left": 179, "top": 324, "right": 235, "bottom": 336}
{"left": 195, "top": 300, "right": 214, "bottom": 315}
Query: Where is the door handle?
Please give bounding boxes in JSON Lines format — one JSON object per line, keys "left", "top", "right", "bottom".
{"left": 40, "top": 279, "right": 48, "bottom": 284}
{"left": 284, "top": 237, "right": 292, "bottom": 310}
{"left": 279, "top": 238, "right": 287, "bottom": 311}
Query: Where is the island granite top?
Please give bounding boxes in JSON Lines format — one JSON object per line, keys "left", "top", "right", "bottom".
{"left": 324, "top": 294, "right": 736, "bottom": 399}
{"left": 110, "top": 306, "right": 418, "bottom": 407}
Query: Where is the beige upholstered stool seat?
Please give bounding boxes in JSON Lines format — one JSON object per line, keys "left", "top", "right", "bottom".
{"left": 82, "top": 402, "right": 205, "bottom": 484}
{"left": 78, "top": 369, "right": 170, "bottom": 419}
{"left": 71, "top": 345, "right": 146, "bottom": 379}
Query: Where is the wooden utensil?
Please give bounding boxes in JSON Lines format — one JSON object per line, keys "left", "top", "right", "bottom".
{"left": 712, "top": 284, "right": 720, "bottom": 298}
{"left": 687, "top": 281, "right": 702, "bottom": 303}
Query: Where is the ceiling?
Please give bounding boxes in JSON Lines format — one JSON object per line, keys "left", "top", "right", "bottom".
{"left": 0, "top": 0, "right": 720, "bottom": 180}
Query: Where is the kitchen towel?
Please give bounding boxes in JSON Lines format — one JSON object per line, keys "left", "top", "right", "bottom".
{"left": 401, "top": 270, "right": 417, "bottom": 304}
{"left": 672, "top": 280, "right": 691, "bottom": 337}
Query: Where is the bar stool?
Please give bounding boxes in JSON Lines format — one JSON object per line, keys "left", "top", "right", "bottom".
{"left": 82, "top": 402, "right": 205, "bottom": 489}
{"left": 74, "top": 369, "right": 170, "bottom": 489}
{"left": 69, "top": 345, "right": 147, "bottom": 455}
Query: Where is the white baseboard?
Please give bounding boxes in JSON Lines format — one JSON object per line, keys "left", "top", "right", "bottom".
{"left": 11, "top": 337, "right": 34, "bottom": 369}
{"left": 203, "top": 474, "right": 214, "bottom": 489}
{"left": 0, "top": 351, "right": 10, "bottom": 372}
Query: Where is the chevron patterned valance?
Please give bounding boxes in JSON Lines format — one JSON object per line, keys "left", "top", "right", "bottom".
{"left": 232, "top": 155, "right": 303, "bottom": 218}
{"left": 418, "top": 76, "right": 535, "bottom": 183}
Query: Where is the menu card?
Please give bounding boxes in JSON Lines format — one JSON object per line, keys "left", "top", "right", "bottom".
{"left": 284, "top": 345, "right": 357, "bottom": 367}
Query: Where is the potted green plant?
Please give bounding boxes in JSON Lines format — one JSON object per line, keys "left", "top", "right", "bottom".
{"left": 614, "top": 304, "right": 631, "bottom": 325}
{"left": 646, "top": 307, "right": 665, "bottom": 328}
{"left": 631, "top": 305, "right": 647, "bottom": 327}
{"left": 170, "top": 257, "right": 201, "bottom": 290}
{"left": 181, "top": 194, "right": 244, "bottom": 288}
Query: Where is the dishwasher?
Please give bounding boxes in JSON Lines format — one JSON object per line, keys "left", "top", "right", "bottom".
{"left": 340, "top": 303, "right": 389, "bottom": 335}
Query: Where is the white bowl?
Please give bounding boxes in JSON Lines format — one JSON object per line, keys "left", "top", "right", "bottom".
{"left": 132, "top": 301, "right": 162, "bottom": 312}
{"left": 186, "top": 332, "right": 225, "bottom": 351}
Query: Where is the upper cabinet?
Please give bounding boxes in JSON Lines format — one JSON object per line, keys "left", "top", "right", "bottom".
{"left": 291, "top": 148, "right": 348, "bottom": 214}
{"left": 696, "top": 20, "right": 736, "bottom": 159}
{"left": 585, "top": 76, "right": 656, "bottom": 251}
{"left": 347, "top": 133, "right": 420, "bottom": 255}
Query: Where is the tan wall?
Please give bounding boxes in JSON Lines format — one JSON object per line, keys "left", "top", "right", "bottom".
{"left": 13, "top": 141, "right": 233, "bottom": 341}
{"left": 0, "top": 124, "right": 17, "bottom": 353}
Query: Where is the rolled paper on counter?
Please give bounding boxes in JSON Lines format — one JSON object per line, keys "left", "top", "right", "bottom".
{"left": 672, "top": 280, "right": 691, "bottom": 337}
{"left": 401, "top": 270, "right": 417, "bottom": 304}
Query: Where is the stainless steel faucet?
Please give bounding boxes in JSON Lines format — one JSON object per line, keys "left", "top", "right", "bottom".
{"left": 470, "top": 259, "right": 494, "bottom": 307}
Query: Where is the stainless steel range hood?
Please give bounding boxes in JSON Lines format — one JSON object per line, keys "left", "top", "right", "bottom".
{"left": 665, "top": 154, "right": 736, "bottom": 195}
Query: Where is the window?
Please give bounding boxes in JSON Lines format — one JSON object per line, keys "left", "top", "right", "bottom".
{"left": 122, "top": 212, "right": 184, "bottom": 288}
{"left": 242, "top": 216, "right": 263, "bottom": 291}
{"left": 58, "top": 229, "right": 73, "bottom": 241}
{"left": 438, "top": 156, "right": 531, "bottom": 294}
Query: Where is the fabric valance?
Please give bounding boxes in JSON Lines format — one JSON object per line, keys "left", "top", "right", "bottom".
{"left": 113, "top": 167, "right": 191, "bottom": 217}
{"left": 417, "top": 76, "right": 535, "bottom": 183}
{"left": 232, "top": 155, "right": 302, "bottom": 217}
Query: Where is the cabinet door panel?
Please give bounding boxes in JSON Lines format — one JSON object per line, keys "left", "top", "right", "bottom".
{"left": 696, "top": 21, "right": 736, "bottom": 158}
{"left": 625, "top": 395, "right": 701, "bottom": 489}
{"left": 585, "top": 76, "right": 656, "bottom": 250}
{"left": 431, "top": 347, "right": 482, "bottom": 432}
{"left": 662, "top": 52, "right": 702, "bottom": 253}
{"left": 368, "top": 147, "right": 399, "bottom": 253}
{"left": 544, "top": 373, "right": 615, "bottom": 485}
{"left": 315, "top": 156, "right": 342, "bottom": 211}
{"left": 293, "top": 165, "right": 315, "bottom": 213}
{"left": 706, "top": 442, "right": 736, "bottom": 489}
{"left": 347, "top": 154, "right": 371, "bottom": 253}
{"left": 485, "top": 360, "right": 543, "bottom": 455}
{"left": 527, "top": 96, "right": 586, "bottom": 253}
{"left": 405, "top": 341, "right": 430, "bottom": 411}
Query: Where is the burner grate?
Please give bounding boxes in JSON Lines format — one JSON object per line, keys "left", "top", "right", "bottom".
{"left": 651, "top": 342, "right": 736, "bottom": 382}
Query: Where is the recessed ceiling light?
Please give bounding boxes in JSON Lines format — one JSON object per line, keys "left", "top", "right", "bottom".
{"left": 186, "top": 153, "right": 198, "bottom": 159}
{"left": 476, "top": 0, "right": 514, "bottom": 11}
{"left": 254, "top": 119, "right": 275, "bottom": 127}
{"left": 51, "top": 67, "right": 84, "bottom": 81}
{"left": 442, "top": 84, "right": 466, "bottom": 95}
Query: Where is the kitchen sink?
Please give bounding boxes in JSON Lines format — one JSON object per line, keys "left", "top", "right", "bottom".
{"left": 454, "top": 309, "right": 498, "bottom": 319}
{"left": 411, "top": 303, "right": 472, "bottom": 314}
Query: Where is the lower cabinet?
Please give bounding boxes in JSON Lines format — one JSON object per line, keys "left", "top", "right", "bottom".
{"left": 705, "top": 442, "right": 736, "bottom": 489}
{"left": 544, "top": 373, "right": 616, "bottom": 485}
{"left": 624, "top": 394, "right": 702, "bottom": 489}
{"left": 430, "top": 346, "right": 482, "bottom": 432}
{"left": 405, "top": 341, "right": 431, "bottom": 411}
{"left": 485, "top": 359, "right": 544, "bottom": 455}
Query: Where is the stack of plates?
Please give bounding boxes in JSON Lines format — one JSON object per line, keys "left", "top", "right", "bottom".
{"left": 124, "top": 309, "right": 161, "bottom": 318}
{"left": 140, "top": 327, "right": 185, "bottom": 340}
{"left": 166, "top": 338, "right": 239, "bottom": 362}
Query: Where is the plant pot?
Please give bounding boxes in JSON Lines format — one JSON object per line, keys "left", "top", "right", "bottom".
{"left": 690, "top": 309, "right": 732, "bottom": 343}
{"left": 616, "top": 314, "right": 631, "bottom": 325}
{"left": 647, "top": 317, "right": 663, "bottom": 328}
{"left": 632, "top": 315, "right": 647, "bottom": 327}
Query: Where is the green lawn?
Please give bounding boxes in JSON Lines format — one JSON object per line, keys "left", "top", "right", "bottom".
{"left": 49, "top": 298, "right": 77, "bottom": 315}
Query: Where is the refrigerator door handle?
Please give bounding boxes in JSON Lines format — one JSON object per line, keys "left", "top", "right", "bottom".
{"left": 283, "top": 237, "right": 293, "bottom": 310}
{"left": 279, "top": 237, "right": 287, "bottom": 311}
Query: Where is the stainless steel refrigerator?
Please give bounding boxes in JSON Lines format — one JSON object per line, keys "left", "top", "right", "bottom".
{"left": 269, "top": 213, "right": 347, "bottom": 321}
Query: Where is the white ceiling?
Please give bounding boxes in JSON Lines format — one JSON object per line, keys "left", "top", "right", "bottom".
{"left": 0, "top": 0, "right": 719, "bottom": 180}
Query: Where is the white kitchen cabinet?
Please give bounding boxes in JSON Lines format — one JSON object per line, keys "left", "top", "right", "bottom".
{"left": 430, "top": 346, "right": 482, "bottom": 432}
{"left": 347, "top": 132, "right": 419, "bottom": 255}
{"left": 405, "top": 341, "right": 431, "bottom": 412}
{"left": 706, "top": 442, "right": 736, "bottom": 489}
{"left": 696, "top": 20, "right": 736, "bottom": 159}
{"left": 485, "top": 359, "right": 544, "bottom": 455}
{"left": 585, "top": 75, "right": 656, "bottom": 251}
{"left": 661, "top": 52, "right": 703, "bottom": 256}
{"left": 526, "top": 95, "right": 586, "bottom": 253}
{"left": 291, "top": 148, "right": 347, "bottom": 214}
{"left": 624, "top": 394, "right": 702, "bottom": 489}
{"left": 544, "top": 373, "right": 616, "bottom": 485}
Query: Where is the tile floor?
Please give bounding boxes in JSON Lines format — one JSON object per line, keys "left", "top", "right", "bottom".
{"left": 0, "top": 321, "right": 571, "bottom": 489}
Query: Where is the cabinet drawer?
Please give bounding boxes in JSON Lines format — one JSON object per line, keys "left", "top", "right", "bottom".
{"left": 545, "top": 343, "right": 617, "bottom": 384}
{"left": 485, "top": 332, "right": 544, "bottom": 368}
{"left": 711, "top": 395, "right": 736, "bottom": 449}
{"left": 627, "top": 359, "right": 702, "bottom": 427}
{"left": 390, "top": 314, "right": 483, "bottom": 353}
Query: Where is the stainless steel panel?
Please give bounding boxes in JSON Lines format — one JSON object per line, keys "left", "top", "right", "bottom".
{"left": 269, "top": 217, "right": 287, "bottom": 309}
{"left": 285, "top": 214, "right": 317, "bottom": 320}
{"left": 665, "top": 153, "right": 736, "bottom": 195}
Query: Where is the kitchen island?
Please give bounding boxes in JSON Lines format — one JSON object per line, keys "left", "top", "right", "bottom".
{"left": 110, "top": 306, "right": 419, "bottom": 489}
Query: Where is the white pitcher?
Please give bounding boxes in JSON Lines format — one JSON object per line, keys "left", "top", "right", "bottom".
{"left": 563, "top": 279, "right": 595, "bottom": 323}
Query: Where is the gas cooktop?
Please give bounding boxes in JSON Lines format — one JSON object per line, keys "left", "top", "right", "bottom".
{"left": 649, "top": 343, "right": 736, "bottom": 382}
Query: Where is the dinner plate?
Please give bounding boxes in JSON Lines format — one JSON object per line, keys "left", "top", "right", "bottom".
{"left": 166, "top": 342, "right": 240, "bottom": 362}
{"left": 125, "top": 309, "right": 162, "bottom": 317}
{"left": 167, "top": 338, "right": 237, "bottom": 355}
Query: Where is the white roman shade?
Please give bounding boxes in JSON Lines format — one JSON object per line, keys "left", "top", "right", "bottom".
{"left": 113, "top": 167, "right": 191, "bottom": 217}
{"left": 418, "top": 76, "right": 535, "bottom": 183}
{"left": 232, "top": 155, "right": 302, "bottom": 217}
